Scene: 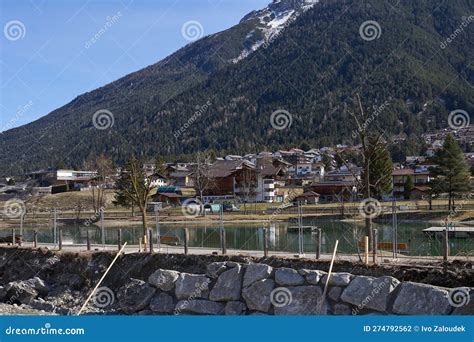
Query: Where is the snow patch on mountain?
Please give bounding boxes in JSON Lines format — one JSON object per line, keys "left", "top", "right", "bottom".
{"left": 232, "top": 0, "right": 318, "bottom": 63}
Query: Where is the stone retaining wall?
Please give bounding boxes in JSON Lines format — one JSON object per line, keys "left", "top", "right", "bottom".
{"left": 117, "top": 262, "right": 473, "bottom": 315}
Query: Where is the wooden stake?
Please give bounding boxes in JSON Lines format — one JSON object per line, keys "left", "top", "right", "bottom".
{"left": 144, "top": 234, "right": 148, "bottom": 253}
{"left": 77, "top": 242, "right": 128, "bottom": 316}
{"left": 33, "top": 230, "right": 38, "bottom": 248}
{"left": 318, "top": 240, "right": 339, "bottom": 314}
{"left": 364, "top": 236, "right": 369, "bottom": 265}
{"left": 11, "top": 228, "right": 15, "bottom": 246}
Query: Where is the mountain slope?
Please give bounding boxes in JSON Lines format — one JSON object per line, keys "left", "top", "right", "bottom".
{"left": 1, "top": 0, "right": 473, "bottom": 175}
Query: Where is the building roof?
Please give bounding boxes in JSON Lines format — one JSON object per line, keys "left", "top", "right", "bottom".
{"left": 169, "top": 171, "right": 192, "bottom": 178}
{"left": 392, "top": 168, "right": 430, "bottom": 176}
{"left": 295, "top": 191, "right": 320, "bottom": 199}
{"left": 208, "top": 160, "right": 255, "bottom": 178}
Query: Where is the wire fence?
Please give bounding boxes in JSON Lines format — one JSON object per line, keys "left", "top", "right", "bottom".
{"left": 1, "top": 213, "right": 473, "bottom": 264}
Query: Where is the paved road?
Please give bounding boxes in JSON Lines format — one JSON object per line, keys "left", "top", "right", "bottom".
{"left": 7, "top": 242, "right": 467, "bottom": 266}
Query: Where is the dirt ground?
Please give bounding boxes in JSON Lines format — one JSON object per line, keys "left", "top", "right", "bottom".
{"left": 1, "top": 247, "right": 472, "bottom": 289}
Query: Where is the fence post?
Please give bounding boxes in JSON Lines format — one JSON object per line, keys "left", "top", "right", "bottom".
{"left": 149, "top": 229, "right": 153, "bottom": 254}
{"left": 118, "top": 229, "right": 122, "bottom": 251}
{"left": 263, "top": 227, "right": 268, "bottom": 257}
{"left": 53, "top": 208, "right": 57, "bottom": 249}
{"left": 184, "top": 228, "right": 189, "bottom": 255}
{"left": 315, "top": 228, "right": 321, "bottom": 260}
{"left": 372, "top": 229, "right": 378, "bottom": 264}
{"left": 86, "top": 230, "right": 91, "bottom": 251}
{"left": 443, "top": 226, "right": 449, "bottom": 262}
{"left": 220, "top": 206, "right": 226, "bottom": 255}
{"left": 34, "top": 230, "right": 38, "bottom": 248}
{"left": 220, "top": 228, "right": 227, "bottom": 255}
{"left": 12, "top": 228, "right": 15, "bottom": 246}
{"left": 59, "top": 229, "right": 63, "bottom": 251}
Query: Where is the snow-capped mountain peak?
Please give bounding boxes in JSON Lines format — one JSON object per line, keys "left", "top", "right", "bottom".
{"left": 232, "top": 0, "right": 318, "bottom": 63}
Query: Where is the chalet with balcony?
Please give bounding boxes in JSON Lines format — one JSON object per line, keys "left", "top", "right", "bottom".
{"left": 392, "top": 168, "right": 432, "bottom": 200}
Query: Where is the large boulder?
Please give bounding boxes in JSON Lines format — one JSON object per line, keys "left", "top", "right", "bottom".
{"left": 175, "top": 273, "right": 210, "bottom": 300}
{"left": 225, "top": 301, "right": 247, "bottom": 315}
{"left": 5, "top": 281, "right": 38, "bottom": 304}
{"left": 392, "top": 282, "right": 452, "bottom": 315}
{"left": 328, "top": 287, "right": 343, "bottom": 302}
{"left": 117, "top": 278, "right": 156, "bottom": 312}
{"left": 175, "top": 299, "right": 224, "bottom": 315}
{"left": 243, "top": 264, "right": 272, "bottom": 287}
{"left": 150, "top": 292, "right": 175, "bottom": 314}
{"left": 333, "top": 303, "right": 352, "bottom": 315}
{"left": 299, "top": 269, "right": 326, "bottom": 285}
{"left": 209, "top": 264, "right": 243, "bottom": 301}
{"left": 242, "top": 279, "right": 275, "bottom": 313}
{"left": 275, "top": 268, "right": 305, "bottom": 286}
{"left": 24, "top": 277, "right": 49, "bottom": 297}
{"left": 274, "top": 286, "right": 327, "bottom": 315}
{"left": 206, "top": 262, "right": 228, "bottom": 278}
{"left": 341, "top": 276, "right": 399, "bottom": 312}
{"left": 321, "top": 273, "right": 353, "bottom": 287}
{"left": 148, "top": 269, "right": 180, "bottom": 291}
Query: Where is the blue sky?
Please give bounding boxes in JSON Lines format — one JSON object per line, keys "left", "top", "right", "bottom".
{"left": 0, "top": 0, "right": 269, "bottom": 131}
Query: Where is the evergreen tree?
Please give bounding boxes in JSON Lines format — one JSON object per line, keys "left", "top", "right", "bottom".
{"left": 404, "top": 176, "right": 414, "bottom": 200}
{"left": 364, "top": 137, "right": 393, "bottom": 199}
{"left": 430, "top": 134, "right": 472, "bottom": 211}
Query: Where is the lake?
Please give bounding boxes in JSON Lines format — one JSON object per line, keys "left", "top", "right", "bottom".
{"left": 7, "top": 218, "right": 474, "bottom": 257}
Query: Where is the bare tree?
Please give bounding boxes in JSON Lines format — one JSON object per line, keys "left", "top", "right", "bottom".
{"left": 84, "top": 154, "right": 114, "bottom": 214}
{"left": 239, "top": 168, "right": 257, "bottom": 214}
{"left": 114, "top": 156, "right": 159, "bottom": 237}
{"left": 343, "top": 94, "right": 389, "bottom": 245}
{"left": 192, "top": 152, "right": 215, "bottom": 201}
